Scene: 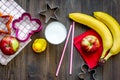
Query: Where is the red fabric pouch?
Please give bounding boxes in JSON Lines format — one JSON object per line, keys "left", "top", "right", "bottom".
{"left": 74, "top": 29, "right": 103, "bottom": 69}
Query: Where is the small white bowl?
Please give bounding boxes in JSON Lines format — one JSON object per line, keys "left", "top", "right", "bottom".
{"left": 45, "top": 21, "right": 67, "bottom": 45}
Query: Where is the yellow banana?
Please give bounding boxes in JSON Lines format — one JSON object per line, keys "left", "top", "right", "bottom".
{"left": 69, "top": 13, "right": 113, "bottom": 60}
{"left": 94, "top": 12, "right": 120, "bottom": 61}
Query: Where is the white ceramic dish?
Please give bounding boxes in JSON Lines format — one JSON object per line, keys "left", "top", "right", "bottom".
{"left": 45, "top": 21, "right": 67, "bottom": 45}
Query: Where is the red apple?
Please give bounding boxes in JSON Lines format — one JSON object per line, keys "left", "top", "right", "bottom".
{"left": 0, "top": 36, "right": 20, "bottom": 55}
{"left": 81, "top": 35, "right": 100, "bottom": 53}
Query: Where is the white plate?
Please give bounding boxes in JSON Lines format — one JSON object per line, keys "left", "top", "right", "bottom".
{"left": 45, "top": 21, "right": 67, "bottom": 45}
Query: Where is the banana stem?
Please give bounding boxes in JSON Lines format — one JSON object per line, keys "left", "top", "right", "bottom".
{"left": 100, "top": 49, "right": 108, "bottom": 58}
{"left": 104, "top": 52, "right": 112, "bottom": 61}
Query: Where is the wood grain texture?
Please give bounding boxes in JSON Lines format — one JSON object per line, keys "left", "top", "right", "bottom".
{"left": 0, "top": 0, "right": 120, "bottom": 80}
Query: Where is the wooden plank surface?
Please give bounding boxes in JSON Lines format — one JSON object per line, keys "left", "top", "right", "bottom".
{"left": 0, "top": 0, "right": 120, "bottom": 80}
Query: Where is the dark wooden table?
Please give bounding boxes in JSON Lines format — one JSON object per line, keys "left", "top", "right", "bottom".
{"left": 0, "top": 0, "right": 120, "bottom": 80}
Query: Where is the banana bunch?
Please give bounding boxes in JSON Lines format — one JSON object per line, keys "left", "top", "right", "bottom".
{"left": 93, "top": 12, "right": 120, "bottom": 61}
{"left": 69, "top": 12, "right": 120, "bottom": 63}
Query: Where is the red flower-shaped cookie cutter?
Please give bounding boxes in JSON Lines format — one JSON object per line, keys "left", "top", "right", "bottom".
{"left": 0, "top": 12, "right": 13, "bottom": 34}
{"left": 12, "top": 13, "right": 42, "bottom": 42}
